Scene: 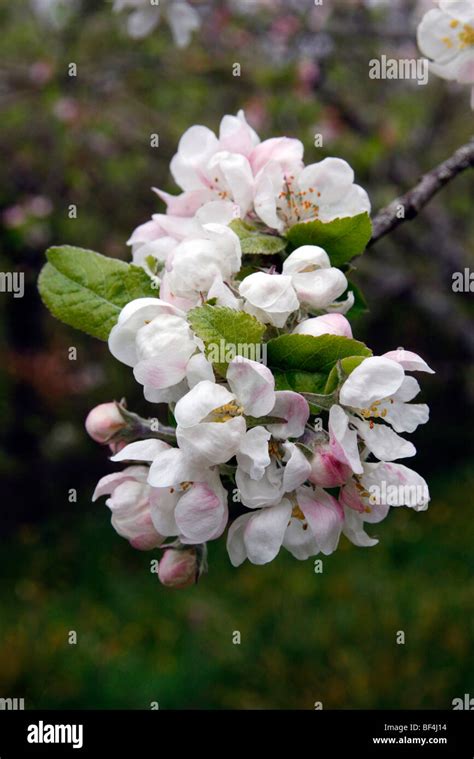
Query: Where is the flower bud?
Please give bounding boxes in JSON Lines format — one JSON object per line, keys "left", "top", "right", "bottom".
{"left": 85, "top": 402, "right": 126, "bottom": 444}
{"left": 293, "top": 313, "right": 352, "bottom": 338}
{"left": 158, "top": 548, "right": 198, "bottom": 589}
{"left": 309, "top": 442, "right": 353, "bottom": 487}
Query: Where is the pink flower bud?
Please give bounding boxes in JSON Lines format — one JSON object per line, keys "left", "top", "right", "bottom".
{"left": 85, "top": 402, "right": 126, "bottom": 444}
{"left": 309, "top": 443, "right": 353, "bottom": 487}
{"left": 293, "top": 313, "right": 353, "bottom": 338}
{"left": 158, "top": 548, "right": 198, "bottom": 589}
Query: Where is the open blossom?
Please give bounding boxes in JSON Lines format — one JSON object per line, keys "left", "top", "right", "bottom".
{"left": 340, "top": 461, "right": 430, "bottom": 547}
{"left": 417, "top": 0, "right": 474, "bottom": 108}
{"left": 160, "top": 223, "right": 242, "bottom": 308}
{"left": 92, "top": 465, "right": 164, "bottom": 550}
{"left": 227, "top": 486, "right": 343, "bottom": 565}
{"left": 239, "top": 245, "right": 348, "bottom": 326}
{"left": 335, "top": 354, "right": 432, "bottom": 466}
{"left": 111, "top": 439, "right": 228, "bottom": 544}
{"left": 254, "top": 157, "right": 370, "bottom": 233}
{"left": 173, "top": 357, "right": 309, "bottom": 466}
{"left": 108, "top": 297, "right": 214, "bottom": 402}
{"left": 113, "top": 0, "right": 200, "bottom": 46}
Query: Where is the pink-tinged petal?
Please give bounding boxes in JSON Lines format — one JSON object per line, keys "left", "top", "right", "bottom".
{"left": 92, "top": 468, "right": 146, "bottom": 501}
{"left": 249, "top": 136, "right": 304, "bottom": 175}
{"left": 243, "top": 500, "right": 292, "bottom": 565}
{"left": 382, "top": 349, "right": 434, "bottom": 374}
{"left": 236, "top": 426, "right": 271, "bottom": 480}
{"left": 127, "top": 219, "right": 166, "bottom": 247}
{"left": 361, "top": 462, "right": 430, "bottom": 512}
{"left": 133, "top": 356, "right": 187, "bottom": 390}
{"left": 177, "top": 417, "right": 246, "bottom": 466}
{"left": 342, "top": 506, "right": 379, "bottom": 548}
{"left": 226, "top": 513, "right": 253, "bottom": 567}
{"left": 253, "top": 161, "right": 285, "bottom": 232}
{"left": 219, "top": 110, "right": 260, "bottom": 156}
{"left": 282, "top": 442, "right": 312, "bottom": 491}
{"left": 170, "top": 125, "right": 219, "bottom": 191}
{"left": 353, "top": 418, "right": 416, "bottom": 461}
{"left": 175, "top": 481, "right": 227, "bottom": 543}
{"left": 159, "top": 271, "right": 198, "bottom": 312}
{"left": 110, "top": 439, "right": 170, "bottom": 463}
{"left": 297, "top": 486, "right": 343, "bottom": 555}
{"left": 153, "top": 187, "right": 213, "bottom": 217}
{"left": 339, "top": 357, "right": 405, "bottom": 408}
{"left": 293, "top": 313, "right": 352, "bottom": 338}
{"left": 328, "top": 405, "right": 363, "bottom": 474}
{"left": 267, "top": 391, "right": 310, "bottom": 439}
{"left": 339, "top": 479, "right": 366, "bottom": 514}
{"left": 147, "top": 448, "right": 204, "bottom": 488}
{"left": 227, "top": 356, "right": 275, "bottom": 417}
{"left": 174, "top": 380, "right": 233, "bottom": 427}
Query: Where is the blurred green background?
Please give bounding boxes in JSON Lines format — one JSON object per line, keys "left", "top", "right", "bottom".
{"left": 0, "top": 0, "right": 473, "bottom": 709}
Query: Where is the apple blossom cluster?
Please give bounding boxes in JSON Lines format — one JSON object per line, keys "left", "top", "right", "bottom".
{"left": 83, "top": 111, "right": 434, "bottom": 589}
{"left": 417, "top": 0, "right": 474, "bottom": 109}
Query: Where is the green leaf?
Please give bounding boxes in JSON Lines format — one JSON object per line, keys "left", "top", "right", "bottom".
{"left": 229, "top": 219, "right": 286, "bottom": 255}
{"left": 274, "top": 370, "right": 328, "bottom": 394}
{"left": 187, "top": 304, "right": 266, "bottom": 377}
{"left": 324, "top": 355, "right": 367, "bottom": 394}
{"left": 286, "top": 212, "right": 372, "bottom": 267}
{"left": 38, "top": 245, "right": 157, "bottom": 340}
{"left": 267, "top": 333, "right": 372, "bottom": 375}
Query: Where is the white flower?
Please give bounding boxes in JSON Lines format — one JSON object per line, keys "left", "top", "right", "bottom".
{"left": 111, "top": 439, "right": 228, "bottom": 544}
{"left": 335, "top": 355, "right": 432, "bottom": 466}
{"left": 417, "top": 0, "right": 474, "bottom": 108}
{"left": 340, "top": 460, "right": 430, "bottom": 547}
{"left": 227, "top": 485, "right": 343, "bottom": 565}
{"left": 254, "top": 157, "right": 370, "bottom": 233}
{"left": 174, "top": 357, "right": 309, "bottom": 466}
{"left": 239, "top": 271, "right": 299, "bottom": 327}
{"left": 92, "top": 464, "right": 164, "bottom": 550}
{"left": 113, "top": 0, "right": 200, "bottom": 46}
{"left": 238, "top": 245, "right": 348, "bottom": 325}
{"left": 108, "top": 297, "right": 210, "bottom": 401}
{"left": 162, "top": 223, "right": 242, "bottom": 306}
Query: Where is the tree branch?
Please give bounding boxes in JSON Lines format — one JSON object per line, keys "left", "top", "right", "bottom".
{"left": 369, "top": 136, "right": 474, "bottom": 246}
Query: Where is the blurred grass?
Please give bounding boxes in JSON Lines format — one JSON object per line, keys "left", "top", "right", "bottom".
{"left": 0, "top": 464, "right": 472, "bottom": 710}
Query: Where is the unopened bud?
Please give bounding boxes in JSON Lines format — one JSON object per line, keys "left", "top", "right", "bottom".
{"left": 85, "top": 402, "right": 126, "bottom": 444}
{"left": 158, "top": 548, "right": 198, "bottom": 589}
